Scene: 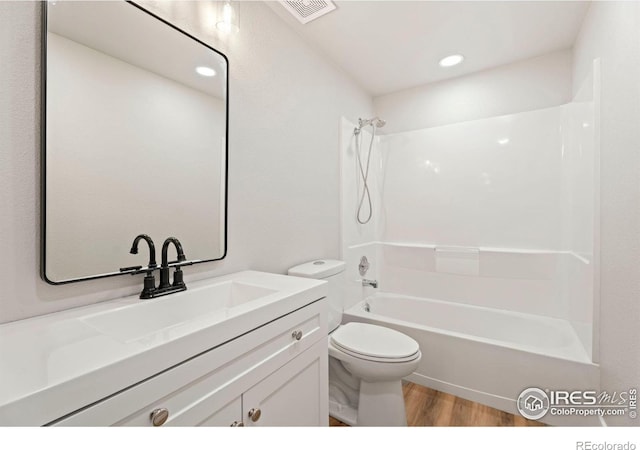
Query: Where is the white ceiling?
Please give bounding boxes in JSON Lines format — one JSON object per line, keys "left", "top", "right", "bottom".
{"left": 267, "top": 1, "right": 590, "bottom": 97}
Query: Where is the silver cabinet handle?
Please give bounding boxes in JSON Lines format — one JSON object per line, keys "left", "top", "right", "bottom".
{"left": 292, "top": 330, "right": 303, "bottom": 341}
{"left": 248, "top": 408, "right": 262, "bottom": 422}
{"left": 150, "top": 408, "right": 169, "bottom": 426}
{"left": 230, "top": 421, "right": 244, "bottom": 427}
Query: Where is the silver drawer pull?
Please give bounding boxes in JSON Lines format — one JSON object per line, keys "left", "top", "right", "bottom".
{"left": 292, "top": 330, "right": 303, "bottom": 341}
{"left": 248, "top": 408, "right": 262, "bottom": 422}
{"left": 230, "top": 421, "right": 244, "bottom": 427}
{"left": 150, "top": 408, "right": 169, "bottom": 426}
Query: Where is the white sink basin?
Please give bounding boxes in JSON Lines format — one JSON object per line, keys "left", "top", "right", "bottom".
{"left": 81, "top": 281, "right": 277, "bottom": 343}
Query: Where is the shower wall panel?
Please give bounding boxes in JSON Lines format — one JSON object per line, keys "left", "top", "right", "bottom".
{"left": 380, "top": 106, "right": 565, "bottom": 250}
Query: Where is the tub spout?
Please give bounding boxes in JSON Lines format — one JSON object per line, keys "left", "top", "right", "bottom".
{"left": 362, "top": 279, "right": 378, "bottom": 288}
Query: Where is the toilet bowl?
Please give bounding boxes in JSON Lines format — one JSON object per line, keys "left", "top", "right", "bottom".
{"left": 288, "top": 260, "right": 421, "bottom": 426}
{"left": 329, "top": 322, "right": 421, "bottom": 426}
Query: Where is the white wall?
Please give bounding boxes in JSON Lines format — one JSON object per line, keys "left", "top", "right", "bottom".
{"left": 374, "top": 49, "right": 572, "bottom": 134}
{"left": 0, "top": 1, "right": 373, "bottom": 323}
{"left": 572, "top": 1, "right": 640, "bottom": 426}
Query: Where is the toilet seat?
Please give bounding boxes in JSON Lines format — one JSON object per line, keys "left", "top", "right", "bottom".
{"left": 330, "top": 322, "right": 420, "bottom": 363}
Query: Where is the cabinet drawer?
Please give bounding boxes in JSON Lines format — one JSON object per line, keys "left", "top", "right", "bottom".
{"left": 52, "top": 298, "right": 327, "bottom": 426}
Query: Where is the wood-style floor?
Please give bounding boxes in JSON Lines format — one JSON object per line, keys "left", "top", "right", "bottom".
{"left": 329, "top": 382, "right": 546, "bottom": 427}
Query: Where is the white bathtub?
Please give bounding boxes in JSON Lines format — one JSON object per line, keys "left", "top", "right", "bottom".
{"left": 343, "top": 292, "right": 600, "bottom": 426}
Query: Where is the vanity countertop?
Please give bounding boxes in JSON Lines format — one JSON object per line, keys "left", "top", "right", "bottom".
{"left": 0, "top": 271, "right": 326, "bottom": 426}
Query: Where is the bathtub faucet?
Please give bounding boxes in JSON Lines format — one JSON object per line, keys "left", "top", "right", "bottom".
{"left": 362, "top": 279, "right": 378, "bottom": 288}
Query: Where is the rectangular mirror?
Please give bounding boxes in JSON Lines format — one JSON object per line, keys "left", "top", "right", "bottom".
{"left": 43, "top": 1, "right": 228, "bottom": 283}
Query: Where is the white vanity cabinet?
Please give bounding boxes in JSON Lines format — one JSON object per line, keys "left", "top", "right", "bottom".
{"left": 50, "top": 298, "right": 328, "bottom": 427}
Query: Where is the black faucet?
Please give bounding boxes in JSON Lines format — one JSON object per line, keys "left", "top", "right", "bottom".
{"left": 158, "top": 237, "right": 187, "bottom": 294}
{"left": 127, "top": 235, "right": 189, "bottom": 299}
{"left": 129, "top": 234, "right": 158, "bottom": 299}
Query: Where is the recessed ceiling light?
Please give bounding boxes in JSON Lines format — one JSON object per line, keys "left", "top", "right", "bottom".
{"left": 196, "top": 66, "right": 216, "bottom": 77}
{"left": 439, "top": 54, "right": 464, "bottom": 68}
{"left": 497, "top": 138, "right": 510, "bottom": 145}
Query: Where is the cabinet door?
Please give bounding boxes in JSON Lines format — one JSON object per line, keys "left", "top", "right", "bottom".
{"left": 242, "top": 339, "right": 328, "bottom": 427}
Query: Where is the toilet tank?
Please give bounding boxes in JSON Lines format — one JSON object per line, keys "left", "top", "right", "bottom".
{"left": 288, "top": 260, "right": 345, "bottom": 332}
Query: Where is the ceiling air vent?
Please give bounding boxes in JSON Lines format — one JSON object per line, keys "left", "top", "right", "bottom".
{"left": 278, "top": 0, "right": 336, "bottom": 24}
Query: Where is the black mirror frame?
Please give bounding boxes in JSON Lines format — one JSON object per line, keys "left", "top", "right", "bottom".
{"left": 40, "top": 1, "right": 229, "bottom": 285}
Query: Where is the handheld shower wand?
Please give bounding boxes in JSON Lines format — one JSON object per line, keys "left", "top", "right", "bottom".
{"left": 353, "top": 117, "right": 386, "bottom": 224}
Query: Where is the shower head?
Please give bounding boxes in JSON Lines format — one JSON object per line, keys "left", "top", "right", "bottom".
{"left": 355, "top": 117, "right": 386, "bottom": 135}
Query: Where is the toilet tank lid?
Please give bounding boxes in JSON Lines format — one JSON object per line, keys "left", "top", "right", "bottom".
{"left": 288, "top": 259, "right": 345, "bottom": 279}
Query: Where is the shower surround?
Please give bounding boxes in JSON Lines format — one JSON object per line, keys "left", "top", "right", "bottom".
{"left": 339, "top": 70, "right": 599, "bottom": 425}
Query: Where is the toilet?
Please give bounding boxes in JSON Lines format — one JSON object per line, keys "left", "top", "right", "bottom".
{"left": 288, "top": 259, "right": 421, "bottom": 426}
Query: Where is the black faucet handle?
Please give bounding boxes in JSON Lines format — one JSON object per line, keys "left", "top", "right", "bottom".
{"left": 172, "top": 267, "right": 186, "bottom": 288}
{"left": 140, "top": 273, "right": 157, "bottom": 299}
